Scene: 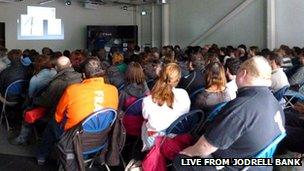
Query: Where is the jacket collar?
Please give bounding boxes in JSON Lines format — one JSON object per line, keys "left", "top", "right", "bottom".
{"left": 82, "top": 77, "right": 105, "bottom": 84}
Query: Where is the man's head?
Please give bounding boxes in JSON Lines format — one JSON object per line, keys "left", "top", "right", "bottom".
{"left": 236, "top": 57, "right": 272, "bottom": 88}
{"left": 7, "top": 49, "right": 22, "bottom": 63}
{"left": 225, "top": 58, "right": 241, "bottom": 81}
{"left": 0, "top": 46, "right": 7, "bottom": 58}
{"left": 83, "top": 57, "right": 105, "bottom": 79}
{"left": 268, "top": 52, "right": 283, "bottom": 70}
{"left": 188, "top": 52, "right": 204, "bottom": 71}
{"left": 56, "top": 56, "right": 72, "bottom": 71}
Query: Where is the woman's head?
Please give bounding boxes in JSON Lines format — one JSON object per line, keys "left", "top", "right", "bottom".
{"left": 112, "top": 52, "right": 124, "bottom": 65}
{"left": 34, "top": 55, "right": 52, "bottom": 75}
{"left": 125, "top": 62, "right": 145, "bottom": 85}
{"left": 204, "top": 62, "right": 227, "bottom": 90}
{"left": 151, "top": 63, "right": 181, "bottom": 108}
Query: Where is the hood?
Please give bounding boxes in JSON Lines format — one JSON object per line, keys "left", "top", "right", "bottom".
{"left": 55, "top": 67, "right": 82, "bottom": 81}
{"left": 124, "top": 83, "right": 150, "bottom": 98}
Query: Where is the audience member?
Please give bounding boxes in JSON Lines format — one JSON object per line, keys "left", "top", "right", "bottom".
{"left": 175, "top": 57, "right": 285, "bottom": 171}
{"left": 69, "top": 50, "right": 86, "bottom": 72}
{"left": 0, "top": 46, "right": 10, "bottom": 72}
{"left": 10, "top": 56, "right": 82, "bottom": 145}
{"left": 268, "top": 53, "right": 290, "bottom": 92}
{"left": 36, "top": 57, "right": 118, "bottom": 164}
{"left": 28, "top": 55, "right": 57, "bottom": 98}
{"left": 141, "top": 63, "right": 190, "bottom": 151}
{"left": 224, "top": 58, "right": 241, "bottom": 100}
{"left": 195, "top": 62, "right": 231, "bottom": 111}
{"left": 119, "top": 62, "right": 150, "bottom": 111}
{"left": 178, "top": 51, "right": 205, "bottom": 94}
{"left": 289, "top": 52, "right": 304, "bottom": 86}
{"left": 0, "top": 49, "right": 32, "bottom": 101}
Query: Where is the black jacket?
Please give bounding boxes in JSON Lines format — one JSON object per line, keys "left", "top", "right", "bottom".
{"left": 33, "top": 67, "right": 82, "bottom": 117}
{"left": 57, "top": 111, "right": 125, "bottom": 171}
{"left": 0, "top": 61, "right": 32, "bottom": 101}
{"left": 178, "top": 69, "right": 205, "bottom": 95}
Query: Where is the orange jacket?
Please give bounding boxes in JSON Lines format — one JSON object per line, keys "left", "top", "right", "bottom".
{"left": 55, "top": 77, "right": 118, "bottom": 130}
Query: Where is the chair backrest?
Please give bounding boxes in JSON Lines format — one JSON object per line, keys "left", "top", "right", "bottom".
{"left": 4, "top": 79, "right": 28, "bottom": 99}
{"left": 165, "top": 109, "right": 204, "bottom": 135}
{"left": 124, "top": 98, "right": 144, "bottom": 116}
{"left": 190, "top": 87, "right": 205, "bottom": 102}
{"left": 81, "top": 108, "right": 117, "bottom": 155}
{"left": 118, "top": 83, "right": 125, "bottom": 91}
{"left": 255, "top": 132, "right": 286, "bottom": 158}
{"left": 273, "top": 86, "right": 289, "bottom": 101}
{"left": 146, "top": 79, "right": 155, "bottom": 90}
{"left": 206, "top": 102, "right": 228, "bottom": 122}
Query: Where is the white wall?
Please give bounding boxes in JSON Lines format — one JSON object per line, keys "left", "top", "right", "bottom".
{"left": 169, "top": 0, "right": 267, "bottom": 48}
{"left": 0, "top": 0, "right": 134, "bottom": 52}
{"left": 276, "top": 0, "right": 304, "bottom": 48}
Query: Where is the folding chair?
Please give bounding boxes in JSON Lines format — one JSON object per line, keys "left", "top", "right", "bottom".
{"left": 284, "top": 84, "right": 304, "bottom": 108}
{"left": 241, "top": 131, "right": 287, "bottom": 171}
{"left": 81, "top": 108, "right": 117, "bottom": 170}
{"left": 0, "top": 79, "right": 28, "bottom": 131}
{"left": 273, "top": 86, "right": 289, "bottom": 101}
{"left": 160, "top": 110, "right": 204, "bottom": 167}
{"left": 189, "top": 87, "right": 205, "bottom": 105}
{"left": 121, "top": 98, "right": 144, "bottom": 166}
{"left": 146, "top": 79, "right": 155, "bottom": 90}
{"left": 118, "top": 83, "right": 125, "bottom": 91}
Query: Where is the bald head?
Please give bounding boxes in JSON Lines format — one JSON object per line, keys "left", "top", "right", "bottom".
{"left": 56, "top": 56, "right": 72, "bottom": 71}
{"left": 236, "top": 56, "right": 272, "bottom": 88}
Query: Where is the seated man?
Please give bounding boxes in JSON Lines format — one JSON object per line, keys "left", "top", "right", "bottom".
{"left": 174, "top": 57, "right": 285, "bottom": 171}
{"left": 0, "top": 49, "right": 32, "bottom": 102}
{"left": 224, "top": 58, "right": 241, "bottom": 100}
{"left": 178, "top": 51, "right": 205, "bottom": 95}
{"left": 36, "top": 57, "right": 118, "bottom": 164}
{"left": 289, "top": 52, "right": 304, "bottom": 86}
{"left": 268, "top": 53, "right": 290, "bottom": 92}
{"left": 10, "top": 56, "right": 82, "bottom": 145}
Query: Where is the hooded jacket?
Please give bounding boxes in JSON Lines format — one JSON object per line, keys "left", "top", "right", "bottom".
{"left": 33, "top": 67, "right": 82, "bottom": 118}
{"left": 119, "top": 82, "right": 150, "bottom": 111}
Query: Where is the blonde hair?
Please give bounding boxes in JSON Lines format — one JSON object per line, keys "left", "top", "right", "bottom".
{"left": 151, "top": 63, "right": 181, "bottom": 108}
{"left": 112, "top": 52, "right": 124, "bottom": 65}
{"left": 239, "top": 56, "right": 271, "bottom": 86}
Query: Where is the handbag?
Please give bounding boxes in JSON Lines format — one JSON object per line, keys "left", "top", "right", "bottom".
{"left": 24, "top": 107, "right": 47, "bottom": 124}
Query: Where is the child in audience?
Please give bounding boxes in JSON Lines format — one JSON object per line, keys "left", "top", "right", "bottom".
{"left": 195, "top": 62, "right": 231, "bottom": 111}
{"left": 141, "top": 63, "right": 190, "bottom": 151}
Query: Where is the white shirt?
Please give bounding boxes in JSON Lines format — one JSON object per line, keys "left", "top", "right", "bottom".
{"left": 226, "top": 79, "right": 238, "bottom": 100}
{"left": 142, "top": 88, "right": 191, "bottom": 132}
{"left": 271, "top": 68, "right": 290, "bottom": 92}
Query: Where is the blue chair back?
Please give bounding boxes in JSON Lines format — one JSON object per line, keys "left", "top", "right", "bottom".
{"left": 4, "top": 80, "right": 28, "bottom": 99}
{"left": 125, "top": 98, "right": 144, "bottom": 116}
{"left": 118, "top": 84, "right": 125, "bottom": 91}
{"left": 165, "top": 109, "right": 204, "bottom": 135}
{"left": 206, "top": 102, "right": 228, "bottom": 122}
{"left": 190, "top": 87, "right": 205, "bottom": 102}
{"left": 81, "top": 108, "right": 117, "bottom": 155}
{"left": 273, "top": 86, "right": 289, "bottom": 101}
{"left": 255, "top": 132, "right": 286, "bottom": 158}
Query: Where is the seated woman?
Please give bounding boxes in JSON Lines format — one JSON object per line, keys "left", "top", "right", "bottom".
{"left": 28, "top": 55, "right": 57, "bottom": 99}
{"left": 120, "top": 62, "right": 150, "bottom": 136}
{"left": 10, "top": 55, "right": 57, "bottom": 145}
{"left": 194, "top": 62, "right": 231, "bottom": 111}
{"left": 107, "top": 52, "right": 127, "bottom": 88}
{"left": 141, "top": 63, "right": 191, "bottom": 151}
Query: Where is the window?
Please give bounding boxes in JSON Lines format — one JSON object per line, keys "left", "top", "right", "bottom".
{"left": 18, "top": 6, "right": 64, "bottom": 40}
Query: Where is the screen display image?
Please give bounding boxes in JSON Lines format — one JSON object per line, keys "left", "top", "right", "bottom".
{"left": 87, "top": 25, "right": 138, "bottom": 52}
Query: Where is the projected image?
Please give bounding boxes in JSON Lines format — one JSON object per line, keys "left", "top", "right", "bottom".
{"left": 18, "top": 6, "right": 64, "bottom": 40}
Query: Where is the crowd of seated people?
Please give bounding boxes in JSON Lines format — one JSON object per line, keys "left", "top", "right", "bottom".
{"left": 0, "top": 43, "right": 303, "bottom": 170}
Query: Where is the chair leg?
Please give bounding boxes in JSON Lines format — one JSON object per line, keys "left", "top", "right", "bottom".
{"left": 105, "top": 163, "right": 110, "bottom": 171}
{"left": 120, "top": 153, "right": 126, "bottom": 168}
{"left": 1, "top": 111, "right": 10, "bottom": 131}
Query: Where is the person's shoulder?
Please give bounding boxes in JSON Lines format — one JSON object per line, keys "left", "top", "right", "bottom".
{"left": 173, "top": 88, "right": 190, "bottom": 97}
{"left": 105, "top": 83, "right": 118, "bottom": 92}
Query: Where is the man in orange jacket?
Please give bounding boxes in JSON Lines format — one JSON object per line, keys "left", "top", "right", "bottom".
{"left": 37, "top": 57, "right": 118, "bottom": 165}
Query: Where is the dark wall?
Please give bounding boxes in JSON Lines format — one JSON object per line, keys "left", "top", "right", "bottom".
{"left": 0, "top": 22, "right": 5, "bottom": 47}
